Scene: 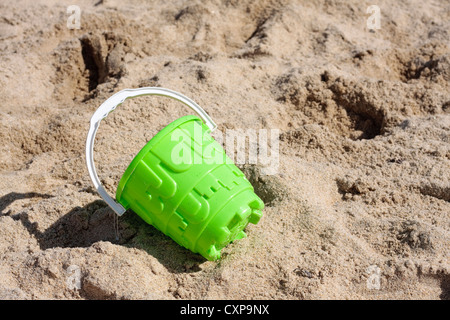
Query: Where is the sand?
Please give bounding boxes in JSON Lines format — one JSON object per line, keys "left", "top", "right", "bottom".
{"left": 0, "top": 0, "right": 449, "bottom": 300}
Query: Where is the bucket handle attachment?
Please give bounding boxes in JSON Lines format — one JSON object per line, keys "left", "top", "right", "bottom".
{"left": 85, "top": 87, "right": 217, "bottom": 216}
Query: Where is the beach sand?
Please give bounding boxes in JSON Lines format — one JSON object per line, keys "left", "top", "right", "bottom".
{"left": 0, "top": 0, "right": 448, "bottom": 299}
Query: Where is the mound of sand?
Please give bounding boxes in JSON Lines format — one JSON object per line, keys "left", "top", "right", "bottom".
{"left": 0, "top": 0, "right": 448, "bottom": 299}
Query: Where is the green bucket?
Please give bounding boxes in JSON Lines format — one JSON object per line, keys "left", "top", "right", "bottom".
{"left": 86, "top": 88, "right": 264, "bottom": 260}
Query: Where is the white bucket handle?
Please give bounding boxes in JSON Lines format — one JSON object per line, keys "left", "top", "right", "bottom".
{"left": 85, "top": 87, "right": 217, "bottom": 216}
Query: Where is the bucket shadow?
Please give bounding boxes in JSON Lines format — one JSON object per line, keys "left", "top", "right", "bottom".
{"left": 19, "top": 200, "right": 118, "bottom": 249}
{"left": 16, "top": 198, "right": 205, "bottom": 274}
{"left": 115, "top": 206, "right": 206, "bottom": 273}
{"left": 0, "top": 192, "right": 53, "bottom": 216}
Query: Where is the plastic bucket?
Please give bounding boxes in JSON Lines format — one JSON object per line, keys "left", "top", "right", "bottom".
{"left": 86, "top": 88, "right": 264, "bottom": 260}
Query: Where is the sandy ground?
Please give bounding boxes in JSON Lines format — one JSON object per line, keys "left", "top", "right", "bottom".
{"left": 0, "top": 0, "right": 449, "bottom": 299}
